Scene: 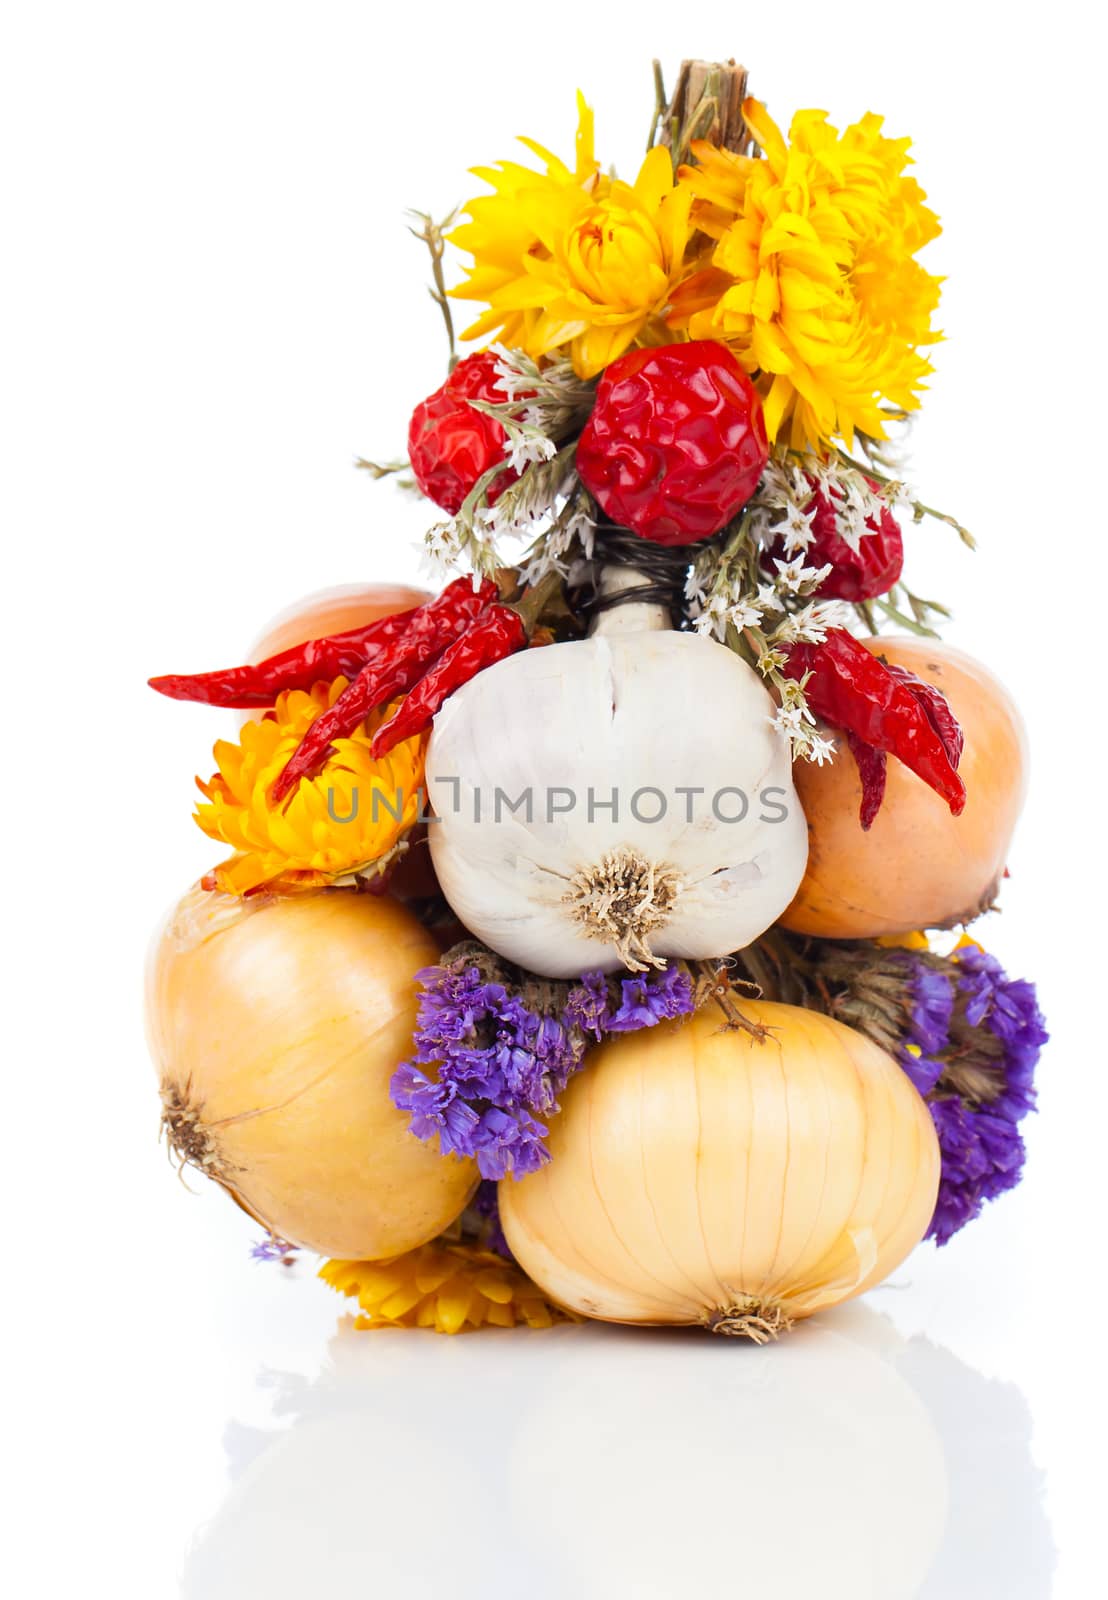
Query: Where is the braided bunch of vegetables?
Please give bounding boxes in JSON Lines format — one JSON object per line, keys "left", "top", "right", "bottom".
{"left": 144, "top": 55, "right": 1044, "bottom": 1340}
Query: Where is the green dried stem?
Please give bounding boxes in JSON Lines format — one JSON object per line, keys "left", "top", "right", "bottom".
{"left": 832, "top": 446, "right": 976, "bottom": 550}
{"left": 406, "top": 207, "right": 460, "bottom": 369}
{"left": 355, "top": 456, "right": 409, "bottom": 480}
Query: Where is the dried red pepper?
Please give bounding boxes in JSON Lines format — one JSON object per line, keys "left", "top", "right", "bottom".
{"left": 843, "top": 730, "right": 889, "bottom": 830}
{"left": 148, "top": 607, "right": 423, "bottom": 708}
{"left": 270, "top": 577, "right": 497, "bottom": 802}
{"left": 787, "top": 630, "right": 966, "bottom": 827}
{"left": 886, "top": 663, "right": 965, "bottom": 768}
{"left": 371, "top": 605, "right": 527, "bottom": 757}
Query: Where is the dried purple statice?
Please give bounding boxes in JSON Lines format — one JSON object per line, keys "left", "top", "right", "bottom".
{"left": 464, "top": 1180, "right": 514, "bottom": 1260}
{"left": 391, "top": 944, "right": 695, "bottom": 1181}
{"left": 922, "top": 945, "right": 1047, "bottom": 1244}
{"left": 250, "top": 1234, "right": 299, "bottom": 1266}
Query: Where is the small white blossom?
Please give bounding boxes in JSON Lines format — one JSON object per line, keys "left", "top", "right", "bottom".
{"left": 421, "top": 520, "right": 467, "bottom": 580}
{"left": 806, "top": 733, "right": 838, "bottom": 766}
{"left": 772, "top": 555, "right": 833, "bottom": 594}
{"left": 777, "top": 502, "right": 816, "bottom": 555}
{"left": 770, "top": 597, "right": 853, "bottom": 646}
{"left": 693, "top": 595, "right": 732, "bottom": 639}
{"left": 503, "top": 427, "right": 557, "bottom": 475}
{"left": 755, "top": 582, "right": 785, "bottom": 613}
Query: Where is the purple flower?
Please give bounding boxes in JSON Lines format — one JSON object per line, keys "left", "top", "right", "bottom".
{"left": 470, "top": 1105, "right": 552, "bottom": 1179}
{"left": 391, "top": 962, "right": 587, "bottom": 1179}
{"left": 607, "top": 966, "right": 694, "bottom": 1032}
{"left": 390, "top": 1062, "right": 480, "bottom": 1158}
{"left": 250, "top": 1235, "right": 298, "bottom": 1265}
{"left": 392, "top": 955, "right": 696, "bottom": 1181}
{"left": 563, "top": 971, "right": 611, "bottom": 1038}
{"left": 914, "top": 946, "right": 1047, "bottom": 1246}
{"left": 470, "top": 1180, "right": 513, "bottom": 1260}
{"left": 951, "top": 948, "right": 1046, "bottom": 1122}
{"left": 897, "top": 960, "right": 954, "bottom": 1096}
{"left": 928, "top": 1099, "right": 1027, "bottom": 1245}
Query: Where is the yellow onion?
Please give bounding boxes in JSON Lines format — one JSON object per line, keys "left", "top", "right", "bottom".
{"left": 499, "top": 1000, "right": 939, "bottom": 1336}
{"left": 147, "top": 885, "right": 476, "bottom": 1258}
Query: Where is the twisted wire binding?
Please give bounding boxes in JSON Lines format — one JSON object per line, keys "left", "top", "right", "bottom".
{"left": 568, "top": 524, "right": 703, "bottom": 626}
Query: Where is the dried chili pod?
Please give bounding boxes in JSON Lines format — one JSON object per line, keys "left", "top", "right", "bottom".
{"left": 886, "top": 662, "right": 964, "bottom": 767}
{"left": 371, "top": 605, "right": 527, "bottom": 757}
{"left": 844, "top": 729, "right": 888, "bottom": 831}
{"left": 148, "top": 607, "right": 422, "bottom": 708}
{"left": 787, "top": 630, "right": 966, "bottom": 820}
{"left": 270, "top": 577, "right": 496, "bottom": 802}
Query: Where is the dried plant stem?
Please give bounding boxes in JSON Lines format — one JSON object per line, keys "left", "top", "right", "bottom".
{"left": 406, "top": 208, "right": 459, "bottom": 368}
{"left": 657, "top": 58, "right": 751, "bottom": 169}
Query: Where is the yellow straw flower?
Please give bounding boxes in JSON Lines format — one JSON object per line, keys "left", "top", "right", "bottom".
{"left": 194, "top": 679, "right": 426, "bottom": 896}
{"left": 671, "top": 98, "right": 942, "bottom": 451}
{"left": 320, "top": 1242, "right": 576, "bottom": 1333}
{"left": 450, "top": 95, "right": 696, "bottom": 378}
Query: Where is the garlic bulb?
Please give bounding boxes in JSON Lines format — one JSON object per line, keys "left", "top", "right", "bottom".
{"left": 498, "top": 1001, "right": 940, "bottom": 1335}
{"left": 426, "top": 574, "right": 808, "bottom": 977}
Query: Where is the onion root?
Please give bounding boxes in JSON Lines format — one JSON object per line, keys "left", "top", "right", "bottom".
{"left": 706, "top": 1298, "right": 794, "bottom": 1342}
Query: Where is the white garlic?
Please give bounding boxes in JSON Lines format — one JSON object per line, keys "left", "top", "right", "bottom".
{"left": 426, "top": 573, "right": 808, "bottom": 978}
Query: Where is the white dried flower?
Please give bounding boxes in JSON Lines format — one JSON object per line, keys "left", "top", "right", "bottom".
{"left": 503, "top": 427, "right": 557, "bottom": 475}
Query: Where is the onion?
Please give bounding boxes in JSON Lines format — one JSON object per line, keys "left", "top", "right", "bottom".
{"left": 499, "top": 1000, "right": 939, "bottom": 1336}
{"left": 244, "top": 581, "right": 431, "bottom": 667}
{"left": 147, "top": 885, "right": 476, "bottom": 1257}
{"left": 782, "top": 637, "right": 1029, "bottom": 938}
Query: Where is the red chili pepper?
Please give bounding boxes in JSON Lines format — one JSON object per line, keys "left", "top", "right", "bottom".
{"left": 886, "top": 663, "right": 965, "bottom": 769}
{"left": 371, "top": 605, "right": 527, "bottom": 757}
{"left": 787, "top": 630, "right": 966, "bottom": 825}
{"left": 270, "top": 577, "right": 497, "bottom": 802}
{"left": 843, "top": 730, "right": 888, "bottom": 831}
{"left": 148, "top": 607, "right": 423, "bottom": 708}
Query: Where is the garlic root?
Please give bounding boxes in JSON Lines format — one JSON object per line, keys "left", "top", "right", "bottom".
{"left": 563, "top": 847, "right": 681, "bottom": 971}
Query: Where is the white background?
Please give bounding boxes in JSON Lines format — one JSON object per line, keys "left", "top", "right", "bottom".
{"left": 3, "top": 3, "right": 1104, "bottom": 1595}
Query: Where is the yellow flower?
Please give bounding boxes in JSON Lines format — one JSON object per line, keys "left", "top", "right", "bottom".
{"left": 876, "top": 931, "right": 932, "bottom": 952}
{"left": 320, "top": 1242, "right": 576, "bottom": 1333}
{"left": 449, "top": 95, "right": 696, "bottom": 378}
{"left": 194, "top": 679, "right": 425, "bottom": 896}
{"left": 671, "top": 99, "right": 942, "bottom": 451}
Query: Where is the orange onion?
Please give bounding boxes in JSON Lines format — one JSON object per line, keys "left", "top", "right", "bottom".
{"left": 782, "top": 637, "right": 1028, "bottom": 939}
{"left": 499, "top": 1000, "right": 939, "bottom": 1337}
{"left": 147, "top": 885, "right": 475, "bottom": 1258}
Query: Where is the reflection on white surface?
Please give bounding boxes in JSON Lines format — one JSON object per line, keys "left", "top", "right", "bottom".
{"left": 181, "top": 1304, "right": 1054, "bottom": 1599}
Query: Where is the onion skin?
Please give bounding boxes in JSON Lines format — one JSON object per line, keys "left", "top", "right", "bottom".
{"left": 499, "top": 1001, "right": 940, "bottom": 1333}
{"left": 782, "top": 637, "right": 1029, "bottom": 939}
{"left": 235, "top": 582, "right": 431, "bottom": 727}
{"left": 146, "top": 886, "right": 475, "bottom": 1258}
